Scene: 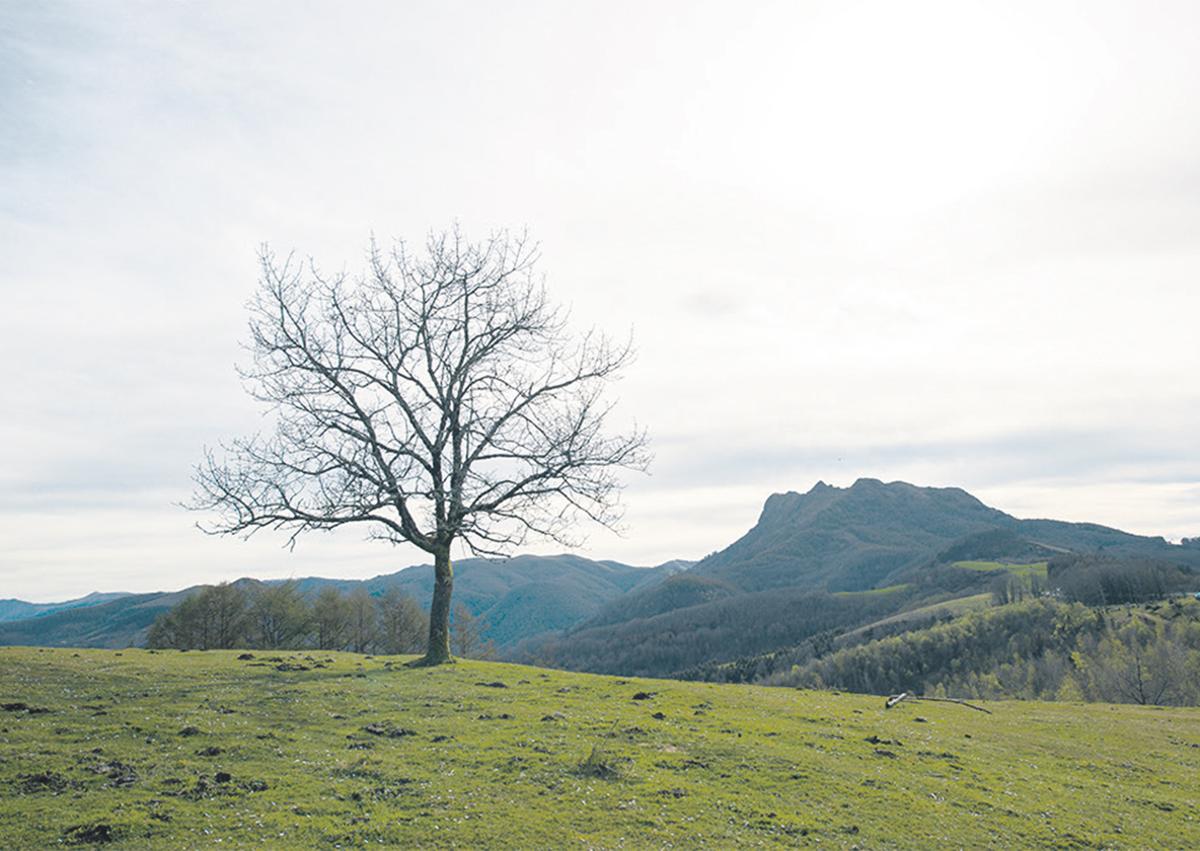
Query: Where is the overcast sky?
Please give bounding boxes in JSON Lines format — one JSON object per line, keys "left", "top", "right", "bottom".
{"left": 3, "top": 1, "right": 1199, "bottom": 601}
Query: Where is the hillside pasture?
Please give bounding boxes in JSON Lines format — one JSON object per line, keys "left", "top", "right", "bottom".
{"left": 951, "top": 560, "right": 1049, "bottom": 580}
{"left": 1, "top": 649, "right": 1197, "bottom": 848}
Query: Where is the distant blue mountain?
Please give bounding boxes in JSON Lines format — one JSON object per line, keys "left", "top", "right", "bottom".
{"left": 0, "top": 555, "right": 690, "bottom": 650}
{"left": 0, "top": 592, "right": 131, "bottom": 623}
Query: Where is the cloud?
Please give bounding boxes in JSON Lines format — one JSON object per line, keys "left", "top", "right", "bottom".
{"left": 2, "top": 0, "right": 1199, "bottom": 599}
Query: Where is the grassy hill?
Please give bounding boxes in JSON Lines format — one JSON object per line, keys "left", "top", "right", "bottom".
{"left": 950, "top": 560, "right": 1049, "bottom": 580}
{"left": 2, "top": 649, "right": 1198, "bottom": 848}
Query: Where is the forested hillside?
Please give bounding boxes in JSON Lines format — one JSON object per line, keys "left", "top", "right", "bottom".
{"left": 769, "top": 597, "right": 1200, "bottom": 706}
{"left": 692, "top": 479, "right": 1011, "bottom": 591}
{"left": 525, "top": 588, "right": 908, "bottom": 675}
{"left": 0, "top": 591, "right": 191, "bottom": 649}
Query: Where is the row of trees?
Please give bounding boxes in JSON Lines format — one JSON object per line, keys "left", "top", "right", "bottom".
{"left": 989, "top": 572, "right": 1046, "bottom": 605}
{"left": 1048, "top": 555, "right": 1195, "bottom": 606}
{"left": 147, "top": 582, "right": 493, "bottom": 658}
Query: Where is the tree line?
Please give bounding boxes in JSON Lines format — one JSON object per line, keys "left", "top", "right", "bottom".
{"left": 147, "top": 581, "right": 493, "bottom": 658}
{"left": 1048, "top": 554, "right": 1195, "bottom": 606}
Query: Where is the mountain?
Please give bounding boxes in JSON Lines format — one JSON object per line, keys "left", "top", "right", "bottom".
{"left": 0, "top": 555, "right": 688, "bottom": 650}
{"left": 695, "top": 477, "right": 1195, "bottom": 591}
{"left": 0, "top": 590, "right": 191, "bottom": 648}
{"left": 690, "top": 478, "right": 1195, "bottom": 593}
{"left": 529, "top": 478, "right": 1200, "bottom": 676}
{"left": 692, "top": 479, "right": 1011, "bottom": 592}
{"left": 0, "top": 592, "right": 131, "bottom": 624}
{"left": 285, "top": 553, "right": 688, "bottom": 648}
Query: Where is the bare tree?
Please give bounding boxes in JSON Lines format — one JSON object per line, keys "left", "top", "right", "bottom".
{"left": 146, "top": 583, "right": 250, "bottom": 650}
{"left": 1091, "top": 618, "right": 1187, "bottom": 706}
{"left": 192, "top": 229, "right": 648, "bottom": 665}
{"left": 346, "top": 587, "right": 378, "bottom": 653}
{"left": 250, "top": 581, "right": 310, "bottom": 649}
{"left": 311, "top": 587, "right": 352, "bottom": 650}
{"left": 376, "top": 588, "right": 428, "bottom": 655}
{"left": 451, "top": 603, "right": 495, "bottom": 659}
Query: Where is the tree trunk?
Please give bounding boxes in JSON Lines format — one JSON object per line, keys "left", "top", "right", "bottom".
{"left": 415, "top": 546, "right": 454, "bottom": 666}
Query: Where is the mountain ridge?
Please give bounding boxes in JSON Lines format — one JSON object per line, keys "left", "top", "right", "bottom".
{"left": 695, "top": 477, "right": 1184, "bottom": 592}
{"left": 0, "top": 555, "right": 687, "bottom": 650}
{"left": 0, "top": 591, "right": 132, "bottom": 624}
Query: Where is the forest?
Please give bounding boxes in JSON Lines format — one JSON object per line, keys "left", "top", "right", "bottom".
{"left": 650, "top": 552, "right": 1200, "bottom": 707}
{"left": 523, "top": 586, "right": 908, "bottom": 676}
{"left": 767, "top": 597, "right": 1200, "bottom": 706}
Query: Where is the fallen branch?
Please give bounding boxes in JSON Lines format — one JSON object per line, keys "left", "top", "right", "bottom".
{"left": 885, "top": 692, "right": 992, "bottom": 714}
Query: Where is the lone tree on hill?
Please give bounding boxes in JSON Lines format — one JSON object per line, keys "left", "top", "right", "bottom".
{"left": 191, "top": 229, "right": 648, "bottom": 665}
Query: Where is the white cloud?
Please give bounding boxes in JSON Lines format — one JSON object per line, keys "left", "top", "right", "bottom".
{"left": 3, "top": 1, "right": 1199, "bottom": 600}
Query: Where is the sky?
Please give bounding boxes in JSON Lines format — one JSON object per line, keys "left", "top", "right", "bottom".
{"left": 2, "top": 1, "right": 1199, "bottom": 602}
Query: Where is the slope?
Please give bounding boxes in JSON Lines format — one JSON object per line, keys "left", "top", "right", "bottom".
{"left": 0, "top": 648, "right": 1196, "bottom": 848}
{"left": 771, "top": 595, "right": 1200, "bottom": 703}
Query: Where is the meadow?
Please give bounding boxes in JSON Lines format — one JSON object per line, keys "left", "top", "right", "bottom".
{"left": 951, "top": 561, "right": 1051, "bottom": 580}
{"left": 1, "top": 648, "right": 1198, "bottom": 848}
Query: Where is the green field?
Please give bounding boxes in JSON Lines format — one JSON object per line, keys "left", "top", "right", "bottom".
{"left": 952, "top": 560, "right": 1050, "bottom": 580}
{"left": 2, "top": 649, "right": 1198, "bottom": 848}
{"left": 836, "top": 592, "right": 994, "bottom": 645}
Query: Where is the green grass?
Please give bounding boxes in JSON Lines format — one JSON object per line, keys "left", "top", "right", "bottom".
{"left": 838, "top": 593, "right": 994, "bottom": 644}
{"left": 2, "top": 649, "right": 1198, "bottom": 848}
{"left": 952, "top": 560, "right": 1049, "bottom": 580}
